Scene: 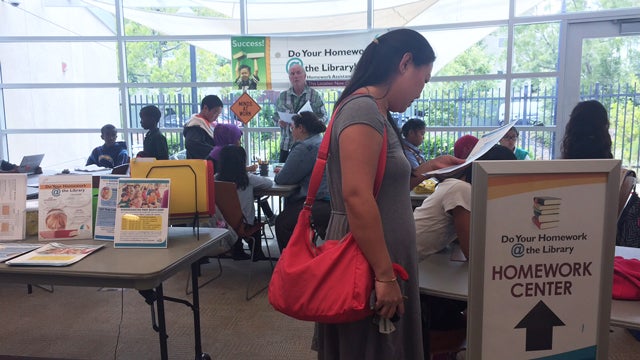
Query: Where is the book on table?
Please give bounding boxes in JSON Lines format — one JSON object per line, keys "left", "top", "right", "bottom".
{"left": 5, "top": 242, "right": 103, "bottom": 266}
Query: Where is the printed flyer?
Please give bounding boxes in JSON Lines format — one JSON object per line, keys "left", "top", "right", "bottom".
{"left": 94, "top": 175, "right": 124, "bottom": 241}
{"left": 0, "top": 173, "right": 27, "bottom": 241}
{"left": 114, "top": 178, "right": 170, "bottom": 248}
{"left": 38, "top": 175, "right": 93, "bottom": 240}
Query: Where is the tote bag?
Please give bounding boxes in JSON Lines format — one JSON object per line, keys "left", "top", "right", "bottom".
{"left": 269, "top": 95, "right": 405, "bottom": 323}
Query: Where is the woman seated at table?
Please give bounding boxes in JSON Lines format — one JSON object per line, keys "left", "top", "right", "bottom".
{"left": 216, "top": 145, "right": 273, "bottom": 260}
{"left": 499, "top": 127, "right": 531, "bottom": 160}
{"left": 274, "top": 111, "right": 330, "bottom": 252}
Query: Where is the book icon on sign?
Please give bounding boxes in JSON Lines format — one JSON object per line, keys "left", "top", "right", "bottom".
{"left": 532, "top": 196, "right": 561, "bottom": 230}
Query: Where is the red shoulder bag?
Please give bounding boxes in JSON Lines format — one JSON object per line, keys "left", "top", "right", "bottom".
{"left": 268, "top": 96, "right": 408, "bottom": 323}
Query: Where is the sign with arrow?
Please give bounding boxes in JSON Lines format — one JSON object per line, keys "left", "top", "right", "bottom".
{"left": 466, "top": 160, "right": 619, "bottom": 360}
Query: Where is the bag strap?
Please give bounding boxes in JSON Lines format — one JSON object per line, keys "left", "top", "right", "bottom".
{"left": 304, "top": 93, "right": 388, "bottom": 209}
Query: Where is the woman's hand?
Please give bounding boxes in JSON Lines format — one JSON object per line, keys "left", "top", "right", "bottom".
{"left": 427, "top": 155, "right": 465, "bottom": 172}
{"left": 246, "top": 164, "right": 258, "bottom": 173}
{"left": 373, "top": 280, "right": 405, "bottom": 319}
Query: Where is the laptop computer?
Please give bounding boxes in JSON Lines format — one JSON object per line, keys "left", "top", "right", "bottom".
{"left": 17, "top": 154, "right": 44, "bottom": 175}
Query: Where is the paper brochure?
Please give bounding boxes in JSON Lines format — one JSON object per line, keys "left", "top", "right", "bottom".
{"left": 0, "top": 173, "right": 27, "bottom": 241}
{"left": 114, "top": 178, "right": 170, "bottom": 248}
{"left": 38, "top": 175, "right": 93, "bottom": 241}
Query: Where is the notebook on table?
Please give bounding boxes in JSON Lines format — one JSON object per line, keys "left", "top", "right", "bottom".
{"left": 17, "top": 154, "right": 44, "bottom": 175}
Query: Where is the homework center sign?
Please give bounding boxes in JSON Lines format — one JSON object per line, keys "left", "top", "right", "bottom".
{"left": 468, "top": 162, "right": 619, "bottom": 360}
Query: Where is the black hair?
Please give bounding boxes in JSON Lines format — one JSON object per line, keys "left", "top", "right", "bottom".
{"left": 462, "top": 144, "right": 516, "bottom": 184}
{"left": 561, "top": 100, "right": 613, "bottom": 159}
{"left": 217, "top": 145, "right": 249, "bottom": 190}
{"left": 401, "top": 118, "right": 426, "bottom": 137}
{"left": 239, "top": 64, "right": 251, "bottom": 72}
{"left": 139, "top": 105, "right": 161, "bottom": 122}
{"left": 101, "top": 124, "right": 116, "bottom": 135}
{"left": 200, "top": 95, "right": 223, "bottom": 110}
{"left": 292, "top": 111, "right": 327, "bottom": 135}
{"left": 334, "top": 29, "right": 436, "bottom": 143}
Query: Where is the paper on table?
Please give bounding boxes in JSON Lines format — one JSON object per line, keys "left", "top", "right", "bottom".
{"left": 0, "top": 243, "right": 41, "bottom": 262}
{"left": 277, "top": 101, "right": 313, "bottom": 124}
{"left": 74, "top": 164, "right": 110, "bottom": 172}
{"left": 424, "top": 120, "right": 518, "bottom": 176}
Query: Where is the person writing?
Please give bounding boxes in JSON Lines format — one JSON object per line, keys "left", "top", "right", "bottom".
{"left": 183, "top": 95, "right": 222, "bottom": 159}
{"left": 137, "top": 105, "right": 169, "bottom": 160}
{"left": 273, "top": 111, "right": 330, "bottom": 252}
{"left": 272, "top": 64, "right": 326, "bottom": 163}
{"left": 86, "top": 124, "right": 130, "bottom": 169}
{"left": 401, "top": 118, "right": 427, "bottom": 169}
{"left": 316, "top": 29, "right": 463, "bottom": 359}
{"left": 499, "top": 126, "right": 530, "bottom": 160}
{"left": 235, "top": 62, "right": 259, "bottom": 90}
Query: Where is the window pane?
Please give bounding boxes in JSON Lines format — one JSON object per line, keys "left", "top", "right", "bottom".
{"left": 122, "top": 1, "right": 240, "bottom": 36}
{"left": 516, "top": 0, "right": 640, "bottom": 16}
{"left": 3, "top": 88, "right": 120, "bottom": 130}
{"left": 427, "top": 27, "right": 508, "bottom": 77}
{"left": 411, "top": 80, "right": 507, "bottom": 128}
{"left": 247, "top": 0, "right": 367, "bottom": 33}
{"left": 505, "top": 78, "right": 557, "bottom": 127}
{"left": 6, "top": 132, "right": 126, "bottom": 170}
{"left": 0, "top": 42, "right": 118, "bottom": 83}
{"left": 408, "top": 0, "right": 508, "bottom": 26}
{"left": 0, "top": 1, "right": 115, "bottom": 37}
{"left": 512, "top": 22, "right": 559, "bottom": 73}
{"left": 125, "top": 41, "right": 231, "bottom": 83}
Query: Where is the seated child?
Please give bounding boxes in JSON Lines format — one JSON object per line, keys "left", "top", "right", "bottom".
{"left": 86, "top": 124, "right": 130, "bottom": 168}
{"left": 414, "top": 144, "right": 516, "bottom": 261}
{"left": 215, "top": 145, "right": 273, "bottom": 261}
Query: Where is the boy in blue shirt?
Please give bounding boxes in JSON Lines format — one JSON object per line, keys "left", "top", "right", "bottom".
{"left": 86, "top": 124, "right": 129, "bottom": 168}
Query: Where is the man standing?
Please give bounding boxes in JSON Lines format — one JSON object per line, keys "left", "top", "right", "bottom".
{"left": 183, "top": 95, "right": 222, "bottom": 159}
{"left": 272, "top": 64, "right": 326, "bottom": 162}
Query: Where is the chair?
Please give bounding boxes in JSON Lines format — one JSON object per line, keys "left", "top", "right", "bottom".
{"left": 618, "top": 169, "right": 637, "bottom": 217}
{"left": 214, "top": 181, "right": 275, "bottom": 300}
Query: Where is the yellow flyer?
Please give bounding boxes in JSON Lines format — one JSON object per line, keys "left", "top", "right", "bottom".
{"left": 114, "top": 178, "right": 170, "bottom": 248}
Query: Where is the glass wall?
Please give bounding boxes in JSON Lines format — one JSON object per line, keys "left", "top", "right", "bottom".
{"left": 1, "top": 0, "right": 639, "bottom": 170}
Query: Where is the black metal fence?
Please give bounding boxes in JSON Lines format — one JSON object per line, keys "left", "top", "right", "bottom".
{"left": 128, "top": 82, "right": 639, "bottom": 170}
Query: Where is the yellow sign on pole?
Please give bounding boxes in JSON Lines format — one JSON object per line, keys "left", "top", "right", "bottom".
{"left": 230, "top": 93, "right": 262, "bottom": 125}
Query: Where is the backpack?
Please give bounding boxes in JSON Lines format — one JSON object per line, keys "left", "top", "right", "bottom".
{"left": 617, "top": 185, "right": 640, "bottom": 248}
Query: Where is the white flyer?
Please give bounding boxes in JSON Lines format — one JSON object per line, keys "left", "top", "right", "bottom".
{"left": 38, "top": 175, "right": 93, "bottom": 240}
{"left": 94, "top": 175, "right": 125, "bottom": 241}
{"left": 0, "top": 173, "right": 27, "bottom": 241}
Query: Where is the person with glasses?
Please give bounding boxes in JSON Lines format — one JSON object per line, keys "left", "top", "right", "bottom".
{"left": 498, "top": 127, "right": 530, "bottom": 160}
{"left": 183, "top": 95, "right": 222, "bottom": 159}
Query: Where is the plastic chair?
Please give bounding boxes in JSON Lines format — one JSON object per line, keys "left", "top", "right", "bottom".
{"left": 214, "top": 181, "right": 275, "bottom": 300}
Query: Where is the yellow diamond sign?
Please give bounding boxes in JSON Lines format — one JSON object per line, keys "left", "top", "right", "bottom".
{"left": 230, "top": 93, "right": 262, "bottom": 125}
